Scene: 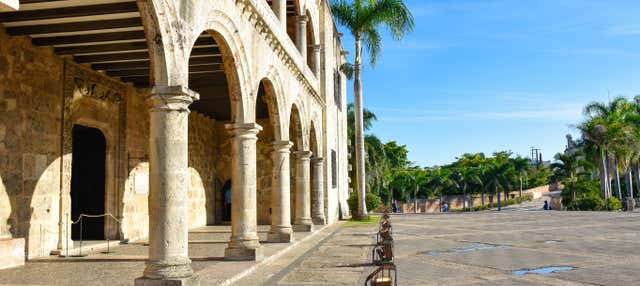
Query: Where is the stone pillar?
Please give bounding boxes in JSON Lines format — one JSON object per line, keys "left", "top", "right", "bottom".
{"left": 135, "top": 86, "right": 199, "bottom": 286}
{"left": 293, "top": 150, "right": 313, "bottom": 232}
{"left": 311, "top": 157, "right": 326, "bottom": 225}
{"left": 224, "top": 123, "right": 264, "bottom": 261}
{"left": 272, "top": 0, "right": 286, "bottom": 31}
{"left": 296, "top": 15, "right": 308, "bottom": 62}
{"left": 268, "top": 141, "right": 294, "bottom": 242}
{"left": 310, "top": 44, "right": 321, "bottom": 77}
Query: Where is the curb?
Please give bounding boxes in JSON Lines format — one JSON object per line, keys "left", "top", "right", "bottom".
{"left": 214, "top": 224, "right": 332, "bottom": 286}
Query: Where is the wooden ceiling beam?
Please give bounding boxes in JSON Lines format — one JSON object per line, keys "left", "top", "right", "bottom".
{"left": 91, "top": 56, "right": 223, "bottom": 70}
{"left": 33, "top": 30, "right": 145, "bottom": 46}
{"left": 0, "top": 2, "right": 139, "bottom": 22}
{"left": 56, "top": 38, "right": 217, "bottom": 55}
{"left": 55, "top": 41, "right": 148, "bottom": 55}
{"left": 106, "top": 64, "right": 223, "bottom": 77}
{"left": 6, "top": 17, "right": 142, "bottom": 35}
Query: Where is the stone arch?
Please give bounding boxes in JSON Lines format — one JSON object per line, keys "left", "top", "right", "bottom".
{"left": 256, "top": 67, "right": 288, "bottom": 141}
{"left": 305, "top": 8, "right": 320, "bottom": 49}
{"left": 286, "top": 0, "right": 303, "bottom": 44}
{"left": 201, "top": 11, "right": 253, "bottom": 123}
{"left": 288, "top": 100, "right": 309, "bottom": 151}
{"left": 309, "top": 116, "right": 322, "bottom": 157}
{"left": 138, "top": 0, "right": 192, "bottom": 87}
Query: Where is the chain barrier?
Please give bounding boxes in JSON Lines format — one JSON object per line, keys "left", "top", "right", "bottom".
{"left": 64, "top": 212, "right": 121, "bottom": 257}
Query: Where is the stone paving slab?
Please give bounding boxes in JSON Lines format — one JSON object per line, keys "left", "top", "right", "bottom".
{"left": 0, "top": 225, "right": 327, "bottom": 286}
{"left": 238, "top": 209, "right": 640, "bottom": 286}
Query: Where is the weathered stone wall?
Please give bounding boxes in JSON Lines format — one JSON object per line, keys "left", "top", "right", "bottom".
{"left": 0, "top": 27, "right": 63, "bottom": 258}
{"left": 256, "top": 119, "right": 275, "bottom": 225}
{"left": 121, "top": 88, "right": 149, "bottom": 241}
{"left": 188, "top": 112, "right": 217, "bottom": 227}
{"left": 319, "top": 0, "right": 350, "bottom": 223}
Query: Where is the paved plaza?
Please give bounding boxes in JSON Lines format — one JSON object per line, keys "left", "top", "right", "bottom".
{"left": 2, "top": 207, "right": 640, "bottom": 285}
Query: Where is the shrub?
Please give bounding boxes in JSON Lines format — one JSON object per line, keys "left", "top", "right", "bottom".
{"left": 605, "top": 197, "right": 622, "bottom": 211}
{"left": 567, "top": 195, "right": 604, "bottom": 211}
{"left": 347, "top": 191, "right": 382, "bottom": 217}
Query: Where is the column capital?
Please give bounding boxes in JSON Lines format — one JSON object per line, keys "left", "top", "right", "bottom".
{"left": 293, "top": 150, "right": 313, "bottom": 159}
{"left": 225, "top": 122, "right": 263, "bottom": 136}
{"left": 272, "top": 140, "right": 294, "bottom": 152}
{"left": 311, "top": 157, "right": 324, "bottom": 164}
{"left": 309, "top": 44, "right": 322, "bottom": 52}
{"left": 297, "top": 15, "right": 309, "bottom": 24}
{"left": 148, "top": 85, "right": 199, "bottom": 112}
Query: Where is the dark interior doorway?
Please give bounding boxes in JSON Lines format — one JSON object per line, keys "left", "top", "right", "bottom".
{"left": 70, "top": 125, "right": 106, "bottom": 240}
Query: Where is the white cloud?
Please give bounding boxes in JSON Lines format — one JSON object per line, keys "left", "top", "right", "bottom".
{"left": 373, "top": 103, "right": 584, "bottom": 122}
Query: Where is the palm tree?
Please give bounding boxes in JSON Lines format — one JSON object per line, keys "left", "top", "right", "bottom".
{"left": 485, "top": 158, "right": 512, "bottom": 211}
{"left": 511, "top": 156, "right": 530, "bottom": 197}
{"left": 332, "top": 0, "right": 414, "bottom": 218}
{"left": 452, "top": 167, "right": 481, "bottom": 211}
{"left": 426, "top": 168, "right": 455, "bottom": 212}
{"left": 580, "top": 96, "right": 635, "bottom": 199}
{"left": 550, "top": 152, "right": 593, "bottom": 201}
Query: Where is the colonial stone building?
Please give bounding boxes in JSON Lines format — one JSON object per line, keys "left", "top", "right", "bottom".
{"left": 0, "top": 0, "right": 349, "bottom": 284}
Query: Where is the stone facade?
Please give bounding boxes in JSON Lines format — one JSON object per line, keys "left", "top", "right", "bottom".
{"left": 0, "top": 0, "right": 350, "bottom": 283}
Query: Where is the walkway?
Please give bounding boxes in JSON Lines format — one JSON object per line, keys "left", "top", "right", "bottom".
{"left": 239, "top": 210, "right": 640, "bottom": 285}
{"left": 0, "top": 225, "right": 328, "bottom": 286}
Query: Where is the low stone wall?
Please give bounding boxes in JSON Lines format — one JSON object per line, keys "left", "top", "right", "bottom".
{"left": 398, "top": 184, "right": 556, "bottom": 213}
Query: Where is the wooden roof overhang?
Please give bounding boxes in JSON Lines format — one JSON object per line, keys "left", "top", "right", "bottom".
{"left": 0, "top": 0, "right": 224, "bottom": 88}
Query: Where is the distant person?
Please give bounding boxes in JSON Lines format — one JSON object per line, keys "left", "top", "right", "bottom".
{"left": 442, "top": 202, "right": 449, "bottom": 212}
{"left": 392, "top": 201, "right": 398, "bottom": 213}
{"left": 543, "top": 200, "right": 550, "bottom": 210}
{"left": 223, "top": 182, "right": 232, "bottom": 220}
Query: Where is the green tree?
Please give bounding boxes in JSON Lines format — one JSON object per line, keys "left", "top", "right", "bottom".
{"left": 332, "top": 0, "right": 414, "bottom": 218}
{"left": 425, "top": 168, "right": 455, "bottom": 212}
{"left": 550, "top": 152, "right": 593, "bottom": 202}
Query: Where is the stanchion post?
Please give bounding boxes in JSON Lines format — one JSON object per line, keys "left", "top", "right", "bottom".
{"left": 78, "top": 216, "right": 83, "bottom": 257}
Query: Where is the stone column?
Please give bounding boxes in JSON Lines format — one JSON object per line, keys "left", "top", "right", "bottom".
{"left": 268, "top": 141, "right": 294, "bottom": 242}
{"left": 136, "top": 86, "right": 199, "bottom": 286}
{"left": 296, "top": 15, "right": 308, "bottom": 62}
{"left": 272, "top": 0, "right": 286, "bottom": 31}
{"left": 311, "top": 157, "right": 326, "bottom": 225}
{"left": 224, "top": 123, "right": 264, "bottom": 261}
{"left": 293, "top": 150, "right": 313, "bottom": 232}
{"left": 310, "top": 44, "right": 321, "bottom": 77}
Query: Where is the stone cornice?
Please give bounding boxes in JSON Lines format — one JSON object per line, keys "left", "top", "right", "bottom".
{"left": 236, "top": 0, "right": 325, "bottom": 108}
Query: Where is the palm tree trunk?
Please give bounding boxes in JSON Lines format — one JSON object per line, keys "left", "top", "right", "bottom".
{"left": 353, "top": 35, "right": 367, "bottom": 218}
{"left": 414, "top": 186, "right": 418, "bottom": 213}
{"left": 600, "top": 149, "right": 609, "bottom": 199}
{"left": 496, "top": 185, "right": 501, "bottom": 211}
{"left": 519, "top": 175, "right": 523, "bottom": 197}
{"left": 481, "top": 192, "right": 485, "bottom": 205}
{"left": 635, "top": 164, "right": 640, "bottom": 198}
{"left": 463, "top": 190, "right": 467, "bottom": 211}
{"left": 626, "top": 168, "right": 633, "bottom": 199}
{"left": 614, "top": 159, "right": 622, "bottom": 199}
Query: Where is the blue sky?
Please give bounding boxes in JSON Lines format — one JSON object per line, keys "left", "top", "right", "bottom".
{"left": 336, "top": 0, "right": 640, "bottom": 166}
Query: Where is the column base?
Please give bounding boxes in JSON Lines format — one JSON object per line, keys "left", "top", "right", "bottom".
{"left": 293, "top": 223, "right": 314, "bottom": 232}
{"left": 224, "top": 246, "right": 263, "bottom": 261}
{"left": 50, "top": 249, "right": 63, "bottom": 256}
{"left": 267, "top": 231, "right": 294, "bottom": 243}
{"left": 134, "top": 276, "right": 199, "bottom": 286}
{"left": 312, "top": 216, "right": 326, "bottom": 225}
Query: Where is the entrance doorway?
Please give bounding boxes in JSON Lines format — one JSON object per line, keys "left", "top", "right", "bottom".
{"left": 70, "top": 125, "right": 106, "bottom": 240}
